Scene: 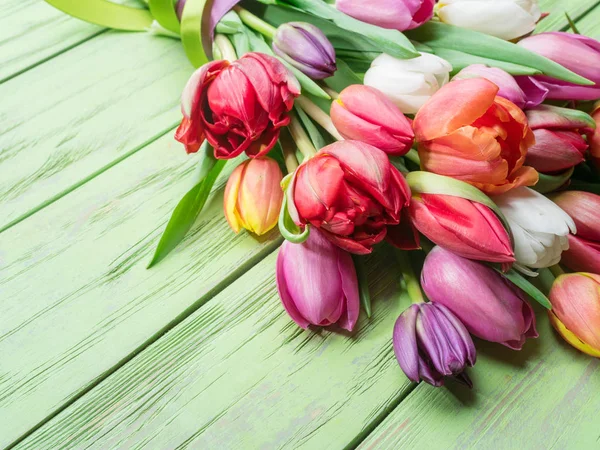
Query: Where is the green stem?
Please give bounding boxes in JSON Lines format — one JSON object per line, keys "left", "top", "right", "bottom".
{"left": 296, "top": 96, "right": 343, "bottom": 141}
{"left": 288, "top": 111, "right": 317, "bottom": 158}
{"left": 234, "top": 6, "right": 277, "bottom": 39}
{"left": 405, "top": 149, "right": 421, "bottom": 166}
{"left": 213, "top": 34, "right": 237, "bottom": 62}
{"left": 396, "top": 250, "right": 425, "bottom": 304}
{"left": 279, "top": 129, "right": 300, "bottom": 173}
{"left": 322, "top": 86, "right": 339, "bottom": 99}
{"left": 549, "top": 264, "right": 566, "bottom": 278}
{"left": 536, "top": 267, "right": 556, "bottom": 295}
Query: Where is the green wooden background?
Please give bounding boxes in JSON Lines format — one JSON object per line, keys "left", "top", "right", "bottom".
{"left": 1, "top": 1, "right": 599, "bottom": 448}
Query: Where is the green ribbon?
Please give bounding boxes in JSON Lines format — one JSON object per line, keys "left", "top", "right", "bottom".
{"left": 180, "top": 0, "right": 210, "bottom": 67}
{"left": 149, "top": 0, "right": 181, "bottom": 34}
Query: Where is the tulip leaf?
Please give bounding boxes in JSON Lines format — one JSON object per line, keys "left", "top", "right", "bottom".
{"left": 565, "top": 12, "right": 581, "bottom": 35}
{"left": 500, "top": 269, "right": 552, "bottom": 309}
{"left": 352, "top": 255, "right": 372, "bottom": 318}
{"left": 431, "top": 48, "right": 541, "bottom": 76}
{"left": 406, "top": 22, "right": 593, "bottom": 85}
{"left": 45, "top": 0, "right": 154, "bottom": 30}
{"left": 531, "top": 168, "right": 574, "bottom": 194}
{"left": 180, "top": 0, "right": 210, "bottom": 67}
{"left": 148, "top": 146, "right": 226, "bottom": 268}
{"left": 567, "top": 180, "right": 600, "bottom": 195}
{"left": 324, "top": 59, "right": 362, "bottom": 93}
{"left": 278, "top": 195, "right": 310, "bottom": 243}
{"left": 149, "top": 0, "right": 180, "bottom": 34}
{"left": 295, "top": 106, "right": 327, "bottom": 150}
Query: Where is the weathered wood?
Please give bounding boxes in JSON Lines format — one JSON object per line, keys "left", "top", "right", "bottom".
{"left": 0, "top": 30, "right": 192, "bottom": 232}
{"left": 535, "top": 0, "right": 599, "bottom": 32}
{"left": 14, "top": 249, "right": 415, "bottom": 450}
{"left": 0, "top": 134, "right": 279, "bottom": 448}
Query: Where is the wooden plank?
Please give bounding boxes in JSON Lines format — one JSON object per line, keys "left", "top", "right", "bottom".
{"left": 0, "top": 133, "right": 279, "bottom": 448}
{"left": 13, "top": 248, "right": 415, "bottom": 450}
{"left": 572, "top": 3, "right": 600, "bottom": 35}
{"left": 535, "top": 0, "right": 599, "bottom": 32}
{"left": 0, "top": 30, "right": 192, "bottom": 232}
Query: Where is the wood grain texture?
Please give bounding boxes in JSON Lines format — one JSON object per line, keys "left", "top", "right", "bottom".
{"left": 0, "top": 30, "right": 192, "bottom": 232}
{"left": 534, "top": 0, "right": 599, "bottom": 32}
{"left": 14, "top": 248, "right": 416, "bottom": 450}
{"left": 0, "top": 133, "right": 279, "bottom": 448}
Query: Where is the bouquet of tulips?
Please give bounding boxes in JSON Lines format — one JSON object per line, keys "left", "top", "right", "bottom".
{"left": 49, "top": 0, "right": 600, "bottom": 387}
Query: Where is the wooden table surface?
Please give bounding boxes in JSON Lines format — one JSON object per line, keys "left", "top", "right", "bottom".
{"left": 1, "top": 1, "right": 599, "bottom": 449}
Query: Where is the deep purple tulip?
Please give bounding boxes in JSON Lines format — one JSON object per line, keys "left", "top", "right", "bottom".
{"left": 393, "top": 302, "right": 476, "bottom": 387}
{"left": 272, "top": 22, "right": 337, "bottom": 79}
{"left": 276, "top": 228, "right": 360, "bottom": 330}
{"left": 453, "top": 64, "right": 547, "bottom": 109}
{"left": 517, "top": 32, "right": 600, "bottom": 101}
{"left": 421, "top": 246, "right": 538, "bottom": 350}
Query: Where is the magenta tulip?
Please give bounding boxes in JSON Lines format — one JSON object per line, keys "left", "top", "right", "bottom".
{"left": 276, "top": 229, "right": 360, "bottom": 331}
{"left": 422, "top": 246, "right": 538, "bottom": 350}
{"left": 336, "top": 0, "right": 434, "bottom": 32}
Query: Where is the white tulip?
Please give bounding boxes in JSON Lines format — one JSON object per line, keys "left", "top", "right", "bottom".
{"left": 493, "top": 187, "right": 576, "bottom": 269}
{"left": 436, "top": 0, "right": 542, "bottom": 41}
{"left": 364, "top": 52, "right": 452, "bottom": 114}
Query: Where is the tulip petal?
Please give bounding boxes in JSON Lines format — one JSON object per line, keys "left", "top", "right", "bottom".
{"left": 514, "top": 76, "right": 548, "bottom": 108}
{"left": 223, "top": 162, "right": 246, "bottom": 233}
{"left": 526, "top": 105, "right": 596, "bottom": 133}
{"left": 561, "top": 235, "right": 600, "bottom": 274}
{"left": 550, "top": 191, "right": 600, "bottom": 242}
{"left": 525, "top": 129, "right": 586, "bottom": 173}
{"left": 549, "top": 311, "right": 600, "bottom": 358}
{"left": 393, "top": 304, "right": 421, "bottom": 382}
{"left": 336, "top": 251, "right": 361, "bottom": 331}
{"left": 276, "top": 244, "right": 310, "bottom": 329}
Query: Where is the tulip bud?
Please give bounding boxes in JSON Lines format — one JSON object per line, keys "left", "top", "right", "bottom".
{"left": 223, "top": 157, "right": 284, "bottom": 236}
{"left": 524, "top": 105, "right": 596, "bottom": 174}
{"left": 272, "top": 22, "right": 337, "bottom": 80}
{"left": 393, "top": 302, "right": 476, "bottom": 387}
{"left": 364, "top": 52, "right": 452, "bottom": 114}
{"left": 549, "top": 191, "right": 600, "bottom": 273}
{"left": 453, "top": 64, "right": 546, "bottom": 109}
{"left": 409, "top": 193, "right": 514, "bottom": 264}
{"left": 436, "top": 0, "right": 541, "bottom": 41}
{"left": 493, "top": 187, "right": 576, "bottom": 269}
{"left": 590, "top": 103, "right": 600, "bottom": 170}
{"left": 549, "top": 273, "right": 600, "bottom": 358}
{"left": 517, "top": 32, "right": 600, "bottom": 101}
{"left": 422, "top": 246, "right": 538, "bottom": 350}
{"left": 336, "top": 0, "right": 435, "bottom": 32}
{"left": 330, "top": 85, "right": 414, "bottom": 156}
{"left": 276, "top": 228, "right": 360, "bottom": 331}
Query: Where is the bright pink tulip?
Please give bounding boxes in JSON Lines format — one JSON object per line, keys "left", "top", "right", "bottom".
{"left": 276, "top": 228, "right": 360, "bottom": 331}
{"left": 289, "top": 140, "right": 411, "bottom": 255}
{"left": 175, "top": 53, "right": 300, "bottom": 159}
{"left": 591, "top": 104, "right": 600, "bottom": 170}
{"left": 550, "top": 191, "right": 600, "bottom": 273}
{"left": 422, "top": 246, "right": 538, "bottom": 350}
{"left": 336, "top": 0, "right": 434, "bottom": 32}
{"left": 330, "top": 85, "right": 414, "bottom": 156}
{"left": 409, "top": 194, "right": 514, "bottom": 264}
{"left": 517, "top": 32, "right": 600, "bottom": 101}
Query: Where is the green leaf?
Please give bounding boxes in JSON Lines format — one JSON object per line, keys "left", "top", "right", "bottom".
{"left": 565, "top": 12, "right": 580, "bottom": 35}
{"left": 567, "top": 180, "right": 600, "bottom": 195}
{"left": 295, "top": 106, "right": 327, "bottom": 150}
{"left": 216, "top": 10, "right": 246, "bottom": 34}
{"left": 279, "top": 174, "right": 310, "bottom": 243}
{"left": 430, "top": 48, "right": 541, "bottom": 76}
{"left": 352, "top": 255, "right": 372, "bottom": 318}
{"left": 406, "top": 22, "right": 593, "bottom": 85}
{"left": 149, "top": 0, "right": 180, "bottom": 34}
{"left": 324, "top": 59, "right": 362, "bottom": 92}
{"left": 499, "top": 268, "right": 552, "bottom": 309}
{"left": 147, "top": 155, "right": 226, "bottom": 268}
{"left": 531, "top": 168, "right": 574, "bottom": 194}
{"left": 45, "top": 0, "right": 154, "bottom": 31}
{"left": 180, "top": 0, "right": 210, "bottom": 67}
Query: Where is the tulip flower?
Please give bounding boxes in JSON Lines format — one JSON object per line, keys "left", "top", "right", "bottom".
{"left": 223, "top": 157, "right": 284, "bottom": 236}
{"left": 288, "top": 140, "right": 411, "bottom": 255}
{"left": 330, "top": 85, "right": 414, "bottom": 156}
{"left": 517, "top": 32, "right": 600, "bottom": 101}
{"left": 414, "top": 78, "right": 538, "bottom": 195}
{"left": 409, "top": 193, "right": 514, "bottom": 264}
{"left": 175, "top": 53, "right": 300, "bottom": 159}
{"left": 393, "top": 302, "right": 476, "bottom": 387}
{"left": 364, "top": 52, "right": 452, "bottom": 114}
{"left": 276, "top": 228, "right": 360, "bottom": 331}
{"left": 493, "top": 187, "right": 576, "bottom": 269}
{"left": 590, "top": 103, "right": 600, "bottom": 170}
{"left": 422, "top": 246, "right": 538, "bottom": 350}
{"left": 272, "top": 22, "right": 337, "bottom": 79}
{"left": 436, "top": 0, "right": 541, "bottom": 41}
{"left": 336, "top": 0, "right": 435, "bottom": 32}
{"left": 550, "top": 191, "right": 600, "bottom": 274}
{"left": 524, "top": 105, "right": 596, "bottom": 174}
{"left": 549, "top": 273, "right": 600, "bottom": 358}
{"left": 453, "top": 64, "right": 547, "bottom": 109}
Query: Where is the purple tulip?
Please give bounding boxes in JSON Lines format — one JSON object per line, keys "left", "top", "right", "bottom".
{"left": 421, "top": 246, "right": 538, "bottom": 350}
{"left": 272, "top": 22, "right": 337, "bottom": 79}
{"left": 453, "top": 64, "right": 547, "bottom": 109}
{"left": 393, "top": 302, "right": 476, "bottom": 387}
{"left": 336, "top": 0, "right": 434, "bottom": 32}
{"left": 176, "top": 0, "right": 185, "bottom": 21}
{"left": 516, "top": 32, "right": 600, "bottom": 101}
{"left": 276, "top": 229, "right": 360, "bottom": 330}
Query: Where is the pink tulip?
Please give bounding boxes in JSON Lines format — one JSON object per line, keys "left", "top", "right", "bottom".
{"left": 330, "top": 85, "right": 414, "bottom": 156}
{"left": 591, "top": 104, "right": 600, "bottom": 170}
{"left": 422, "top": 246, "right": 538, "bottom": 350}
{"left": 276, "top": 229, "right": 360, "bottom": 331}
{"left": 336, "top": 0, "right": 434, "bottom": 32}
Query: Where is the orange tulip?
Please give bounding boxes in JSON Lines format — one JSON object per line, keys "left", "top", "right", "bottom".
{"left": 224, "top": 157, "right": 284, "bottom": 236}
{"left": 549, "top": 273, "right": 600, "bottom": 358}
{"left": 413, "top": 78, "right": 538, "bottom": 195}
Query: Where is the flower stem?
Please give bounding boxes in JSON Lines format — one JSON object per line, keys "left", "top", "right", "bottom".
{"left": 296, "top": 96, "right": 343, "bottom": 141}
{"left": 234, "top": 6, "right": 277, "bottom": 39}
{"left": 404, "top": 149, "right": 421, "bottom": 166}
{"left": 288, "top": 111, "right": 317, "bottom": 159}
{"left": 214, "top": 34, "right": 237, "bottom": 62}
{"left": 279, "top": 129, "right": 300, "bottom": 173}
{"left": 322, "top": 86, "right": 339, "bottom": 100}
{"left": 549, "top": 264, "right": 566, "bottom": 278}
{"left": 396, "top": 250, "right": 425, "bottom": 304}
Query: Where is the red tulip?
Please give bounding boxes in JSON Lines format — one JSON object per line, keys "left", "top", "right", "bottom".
{"left": 409, "top": 194, "right": 514, "bottom": 264}
{"left": 288, "top": 140, "right": 411, "bottom": 254}
{"left": 414, "top": 78, "right": 538, "bottom": 195}
{"left": 591, "top": 104, "right": 600, "bottom": 170}
{"left": 175, "top": 53, "right": 300, "bottom": 159}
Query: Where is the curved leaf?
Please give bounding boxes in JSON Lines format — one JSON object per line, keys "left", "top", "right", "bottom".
{"left": 499, "top": 268, "right": 552, "bottom": 309}
{"left": 149, "top": 0, "right": 180, "bottom": 34}
{"left": 531, "top": 168, "right": 574, "bottom": 194}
